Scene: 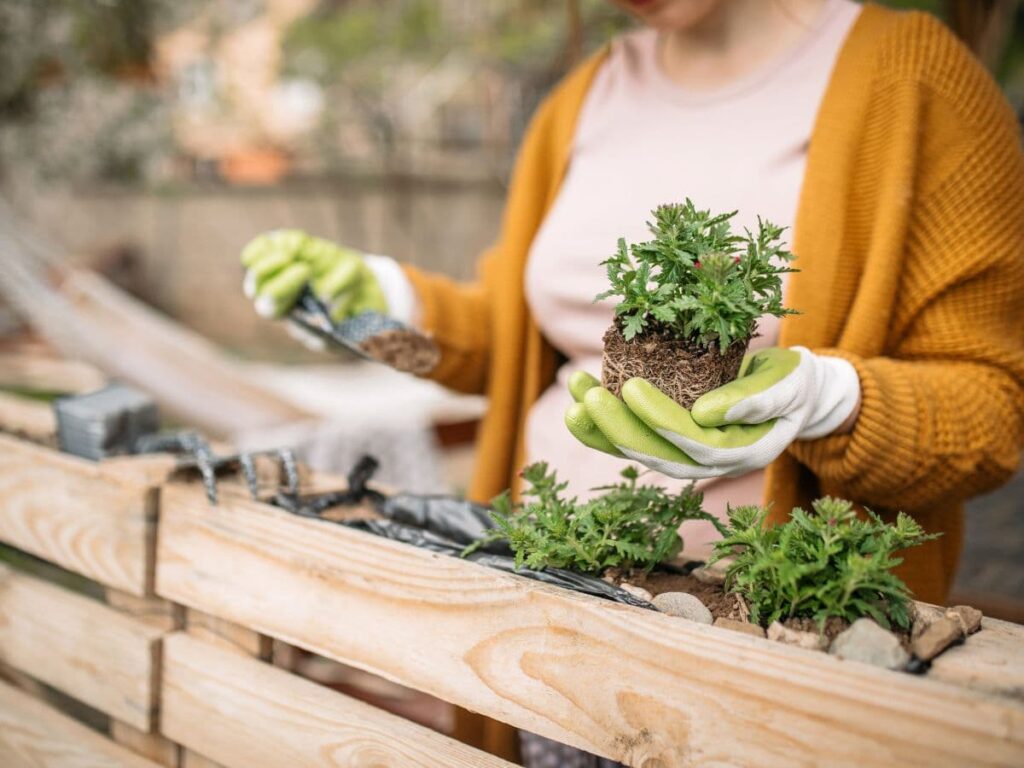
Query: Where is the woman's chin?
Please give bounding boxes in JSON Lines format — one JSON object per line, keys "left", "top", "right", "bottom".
{"left": 613, "top": 0, "right": 724, "bottom": 31}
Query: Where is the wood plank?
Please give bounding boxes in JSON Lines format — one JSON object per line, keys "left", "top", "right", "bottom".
{"left": 0, "top": 434, "right": 169, "bottom": 595}
{"left": 0, "top": 681, "right": 161, "bottom": 768}
{"left": 156, "top": 484, "right": 1024, "bottom": 768}
{"left": 105, "top": 589, "right": 184, "bottom": 633}
{"left": 181, "top": 604, "right": 271, "bottom": 766}
{"left": 928, "top": 615, "right": 1024, "bottom": 698}
{"left": 0, "top": 564, "right": 165, "bottom": 730}
{"left": 185, "top": 609, "right": 271, "bottom": 660}
{"left": 0, "top": 392, "right": 56, "bottom": 441}
{"left": 108, "top": 723, "right": 179, "bottom": 768}
{"left": 161, "top": 632, "right": 512, "bottom": 768}
{"left": 0, "top": 353, "right": 105, "bottom": 394}
{"left": 104, "top": 591, "right": 182, "bottom": 767}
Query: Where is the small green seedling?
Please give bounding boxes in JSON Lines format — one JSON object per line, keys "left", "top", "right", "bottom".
{"left": 709, "top": 498, "right": 940, "bottom": 630}
{"left": 465, "top": 463, "right": 724, "bottom": 574}
{"left": 597, "top": 200, "right": 796, "bottom": 351}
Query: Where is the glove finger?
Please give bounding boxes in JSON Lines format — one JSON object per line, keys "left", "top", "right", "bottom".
{"left": 301, "top": 237, "right": 349, "bottom": 272}
{"left": 565, "top": 402, "right": 625, "bottom": 457}
{"left": 313, "top": 256, "right": 361, "bottom": 301}
{"left": 349, "top": 274, "right": 387, "bottom": 316}
{"left": 691, "top": 347, "right": 803, "bottom": 426}
{"left": 622, "top": 377, "right": 775, "bottom": 464}
{"left": 241, "top": 229, "right": 306, "bottom": 268}
{"left": 582, "top": 387, "right": 721, "bottom": 479}
{"left": 568, "top": 370, "right": 601, "bottom": 403}
{"left": 243, "top": 251, "right": 295, "bottom": 298}
{"left": 254, "top": 262, "right": 312, "bottom": 318}
{"left": 327, "top": 292, "right": 357, "bottom": 323}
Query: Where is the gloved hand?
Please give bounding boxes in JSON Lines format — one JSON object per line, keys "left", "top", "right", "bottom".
{"left": 240, "top": 229, "right": 387, "bottom": 321}
{"left": 564, "top": 346, "right": 861, "bottom": 479}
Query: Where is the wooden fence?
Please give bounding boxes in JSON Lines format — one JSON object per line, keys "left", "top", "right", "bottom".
{"left": 1, "top": 397, "right": 1024, "bottom": 767}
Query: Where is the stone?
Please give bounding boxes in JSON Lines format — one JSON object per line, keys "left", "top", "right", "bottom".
{"left": 714, "top": 618, "right": 766, "bottom": 638}
{"left": 911, "top": 617, "right": 964, "bottom": 661}
{"left": 829, "top": 618, "right": 910, "bottom": 670}
{"left": 619, "top": 582, "right": 653, "bottom": 603}
{"left": 652, "top": 592, "right": 713, "bottom": 624}
{"left": 945, "top": 605, "right": 983, "bottom": 635}
{"left": 911, "top": 603, "right": 945, "bottom": 640}
{"left": 767, "top": 621, "right": 829, "bottom": 651}
{"left": 692, "top": 573, "right": 724, "bottom": 589}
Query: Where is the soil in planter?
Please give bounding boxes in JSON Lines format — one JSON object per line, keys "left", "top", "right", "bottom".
{"left": 601, "top": 324, "right": 748, "bottom": 409}
{"left": 632, "top": 569, "right": 903, "bottom": 644}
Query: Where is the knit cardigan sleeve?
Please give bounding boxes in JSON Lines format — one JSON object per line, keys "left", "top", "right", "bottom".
{"left": 790, "top": 30, "right": 1024, "bottom": 511}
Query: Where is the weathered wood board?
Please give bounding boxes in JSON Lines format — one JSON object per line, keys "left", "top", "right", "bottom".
{"left": 0, "top": 393, "right": 56, "bottom": 442}
{"left": 0, "top": 564, "right": 165, "bottom": 730}
{"left": 161, "top": 632, "right": 513, "bottom": 768}
{"left": 0, "top": 434, "right": 173, "bottom": 595}
{"left": 156, "top": 484, "right": 1024, "bottom": 768}
{"left": 0, "top": 681, "right": 161, "bottom": 768}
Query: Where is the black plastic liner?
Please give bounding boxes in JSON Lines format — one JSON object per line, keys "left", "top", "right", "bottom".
{"left": 272, "top": 456, "right": 654, "bottom": 610}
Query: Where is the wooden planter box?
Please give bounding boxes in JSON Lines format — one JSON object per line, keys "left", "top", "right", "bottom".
{"left": 1, "top": 417, "right": 1023, "bottom": 768}
{"left": 156, "top": 483, "right": 1024, "bottom": 768}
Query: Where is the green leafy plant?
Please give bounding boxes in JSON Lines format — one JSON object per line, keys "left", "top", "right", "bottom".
{"left": 596, "top": 200, "right": 797, "bottom": 350}
{"left": 709, "top": 498, "right": 940, "bottom": 630}
{"left": 465, "top": 463, "right": 724, "bottom": 574}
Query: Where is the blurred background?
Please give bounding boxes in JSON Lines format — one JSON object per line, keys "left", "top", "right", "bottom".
{"left": 0, "top": 0, "right": 1022, "bottom": 616}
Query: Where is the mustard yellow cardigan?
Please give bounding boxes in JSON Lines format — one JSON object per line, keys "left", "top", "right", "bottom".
{"left": 405, "top": 4, "right": 1024, "bottom": 605}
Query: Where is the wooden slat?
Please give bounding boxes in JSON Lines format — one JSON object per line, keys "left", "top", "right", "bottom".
{"left": 105, "top": 589, "right": 184, "bottom": 633}
{"left": 0, "top": 564, "right": 165, "bottom": 730}
{"left": 104, "top": 591, "right": 182, "bottom": 767}
{"left": 0, "top": 353, "right": 105, "bottom": 394}
{"left": 0, "top": 434, "right": 171, "bottom": 595}
{"left": 928, "top": 615, "right": 1024, "bottom": 698}
{"left": 185, "top": 609, "right": 271, "bottom": 660}
{"left": 109, "top": 723, "right": 179, "bottom": 768}
{"left": 156, "top": 484, "right": 1024, "bottom": 768}
{"left": 161, "top": 632, "right": 513, "bottom": 768}
{"left": 0, "top": 392, "right": 56, "bottom": 441}
{"left": 0, "top": 681, "right": 161, "bottom": 768}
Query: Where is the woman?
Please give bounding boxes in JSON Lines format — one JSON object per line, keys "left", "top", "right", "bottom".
{"left": 242, "top": 0, "right": 1024, "bottom": 762}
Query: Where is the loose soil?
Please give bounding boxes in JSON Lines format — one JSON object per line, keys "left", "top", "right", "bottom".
{"left": 601, "top": 324, "right": 748, "bottom": 409}
{"left": 629, "top": 570, "right": 750, "bottom": 622}
{"left": 360, "top": 329, "right": 440, "bottom": 375}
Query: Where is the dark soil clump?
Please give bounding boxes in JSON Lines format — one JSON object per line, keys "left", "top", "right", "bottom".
{"left": 360, "top": 329, "right": 440, "bottom": 375}
{"left": 601, "top": 324, "right": 748, "bottom": 409}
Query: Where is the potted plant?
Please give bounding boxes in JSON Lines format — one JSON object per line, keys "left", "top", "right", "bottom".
{"left": 597, "top": 200, "right": 796, "bottom": 408}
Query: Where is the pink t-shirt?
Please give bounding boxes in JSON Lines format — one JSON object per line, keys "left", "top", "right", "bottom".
{"left": 524, "top": 0, "right": 860, "bottom": 558}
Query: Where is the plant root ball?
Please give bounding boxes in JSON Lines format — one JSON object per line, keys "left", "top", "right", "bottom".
{"left": 601, "top": 324, "right": 748, "bottom": 409}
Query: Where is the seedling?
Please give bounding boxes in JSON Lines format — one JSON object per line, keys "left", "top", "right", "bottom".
{"left": 466, "top": 463, "right": 724, "bottom": 574}
{"left": 709, "top": 498, "right": 940, "bottom": 630}
{"left": 598, "top": 200, "right": 796, "bottom": 407}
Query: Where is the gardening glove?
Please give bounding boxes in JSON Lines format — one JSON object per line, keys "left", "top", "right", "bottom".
{"left": 564, "top": 347, "right": 860, "bottom": 479}
{"left": 241, "top": 228, "right": 418, "bottom": 321}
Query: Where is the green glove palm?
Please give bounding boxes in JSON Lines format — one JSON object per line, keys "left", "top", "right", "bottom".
{"left": 241, "top": 229, "right": 386, "bottom": 321}
{"left": 564, "top": 347, "right": 861, "bottom": 479}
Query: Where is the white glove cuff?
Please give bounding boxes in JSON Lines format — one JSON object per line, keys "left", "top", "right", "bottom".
{"left": 799, "top": 351, "right": 861, "bottom": 440}
{"left": 363, "top": 254, "right": 420, "bottom": 327}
